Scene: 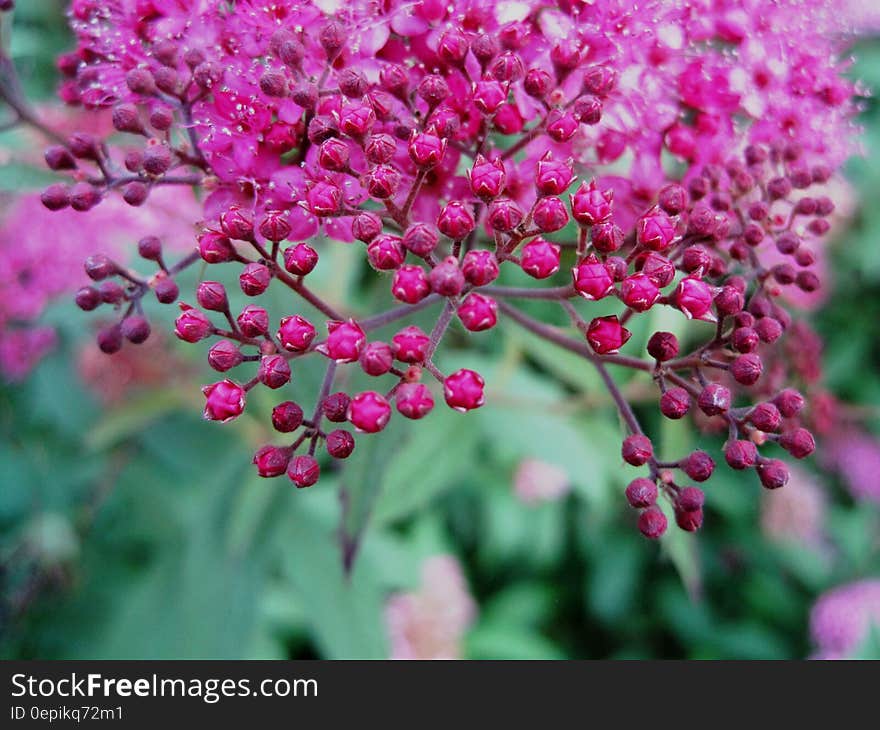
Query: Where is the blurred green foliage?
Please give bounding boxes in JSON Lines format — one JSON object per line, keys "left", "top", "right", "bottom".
{"left": 1, "top": 4, "right": 878, "bottom": 659}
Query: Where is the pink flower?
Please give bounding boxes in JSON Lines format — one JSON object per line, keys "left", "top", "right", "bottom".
{"left": 810, "top": 581, "right": 880, "bottom": 659}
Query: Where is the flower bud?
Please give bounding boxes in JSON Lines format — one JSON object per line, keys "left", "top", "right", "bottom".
{"left": 197, "top": 281, "right": 228, "bottom": 312}
{"left": 317, "top": 320, "right": 366, "bottom": 363}
{"left": 367, "top": 235, "right": 406, "bottom": 271}
{"left": 391, "top": 265, "right": 431, "bottom": 304}
{"left": 175, "top": 306, "right": 212, "bottom": 342}
{"left": 202, "top": 380, "right": 246, "bottom": 422}
{"left": 258, "top": 354, "right": 291, "bottom": 389}
{"left": 438, "top": 201, "right": 476, "bottom": 240}
{"left": 725, "top": 440, "right": 758, "bottom": 470}
{"left": 457, "top": 293, "right": 498, "bottom": 332}
{"left": 288, "top": 455, "right": 320, "bottom": 488}
{"left": 253, "top": 445, "right": 291, "bottom": 478}
{"left": 622, "top": 434, "right": 653, "bottom": 466}
{"left": 391, "top": 325, "right": 431, "bottom": 364}
{"left": 571, "top": 180, "right": 613, "bottom": 225}
{"left": 681, "top": 451, "right": 715, "bottom": 482}
{"left": 347, "top": 391, "right": 392, "bottom": 433}
{"left": 626, "top": 478, "right": 658, "bottom": 508}
{"left": 660, "top": 387, "right": 691, "bottom": 419}
{"left": 586, "top": 315, "right": 631, "bottom": 354}
{"left": 444, "top": 369, "right": 485, "bottom": 412}
{"left": 647, "top": 331, "right": 678, "bottom": 362}
{"left": 533, "top": 197, "right": 569, "bottom": 232}
{"left": 272, "top": 401, "right": 304, "bottom": 432}
{"left": 395, "top": 383, "right": 435, "bottom": 420}
{"left": 239, "top": 262, "right": 272, "bottom": 296}
{"left": 638, "top": 506, "right": 667, "bottom": 539}
{"left": 120, "top": 315, "right": 150, "bottom": 344}
{"left": 572, "top": 256, "right": 614, "bottom": 301}
{"left": 697, "top": 383, "right": 731, "bottom": 416}
{"left": 461, "top": 249, "right": 500, "bottom": 286}
{"left": 520, "top": 238, "right": 560, "bottom": 279}
{"left": 429, "top": 256, "right": 466, "bottom": 297}
{"left": 326, "top": 430, "right": 356, "bottom": 459}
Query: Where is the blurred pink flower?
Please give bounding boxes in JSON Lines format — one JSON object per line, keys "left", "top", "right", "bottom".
{"left": 760, "top": 465, "right": 827, "bottom": 547}
{"left": 810, "top": 580, "right": 880, "bottom": 659}
{"left": 822, "top": 428, "right": 880, "bottom": 505}
{"left": 513, "top": 458, "right": 571, "bottom": 505}
{"left": 385, "top": 555, "right": 476, "bottom": 660}
{"left": 0, "top": 188, "right": 198, "bottom": 380}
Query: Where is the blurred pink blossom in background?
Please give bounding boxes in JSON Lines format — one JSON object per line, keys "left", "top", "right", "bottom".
{"left": 385, "top": 555, "right": 477, "bottom": 659}
{"left": 513, "top": 458, "right": 571, "bottom": 505}
{"left": 810, "top": 580, "right": 880, "bottom": 659}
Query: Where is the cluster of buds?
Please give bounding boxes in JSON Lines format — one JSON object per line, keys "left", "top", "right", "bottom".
{"left": 45, "top": 0, "right": 858, "bottom": 538}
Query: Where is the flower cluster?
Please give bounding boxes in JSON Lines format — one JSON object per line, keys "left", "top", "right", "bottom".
{"left": 41, "top": 0, "right": 860, "bottom": 537}
{"left": 810, "top": 580, "right": 880, "bottom": 659}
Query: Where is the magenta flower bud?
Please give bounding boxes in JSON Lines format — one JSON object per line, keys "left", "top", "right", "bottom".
{"left": 198, "top": 231, "right": 235, "bottom": 264}
{"left": 681, "top": 451, "right": 715, "bottom": 482}
{"left": 583, "top": 64, "right": 616, "bottom": 96}
{"left": 97, "top": 324, "right": 123, "bottom": 354}
{"left": 366, "top": 165, "right": 401, "bottom": 200}
{"left": 749, "top": 403, "right": 782, "bottom": 432}
{"left": 202, "top": 380, "right": 246, "bottom": 422}
{"left": 122, "top": 181, "right": 148, "bottom": 207}
{"left": 239, "top": 262, "right": 272, "bottom": 296}
{"left": 697, "top": 383, "right": 731, "bottom": 416}
{"left": 137, "top": 235, "right": 162, "bottom": 261}
{"left": 175, "top": 306, "right": 212, "bottom": 343}
{"left": 457, "top": 293, "right": 498, "bottom": 332}
{"left": 490, "top": 51, "right": 524, "bottom": 82}
{"left": 360, "top": 342, "right": 394, "bottom": 376}
{"left": 571, "top": 179, "right": 614, "bottom": 226}
{"left": 681, "top": 245, "right": 711, "bottom": 274}
{"left": 757, "top": 459, "right": 789, "bottom": 489}
{"left": 638, "top": 506, "right": 667, "bottom": 539}
{"left": 272, "top": 401, "right": 304, "bottom": 432}
{"left": 550, "top": 37, "right": 582, "bottom": 72}
{"left": 75, "top": 286, "right": 101, "bottom": 311}
{"left": 258, "top": 354, "right": 291, "bottom": 389}
{"left": 676, "top": 277, "right": 716, "bottom": 321}
{"left": 126, "top": 67, "right": 157, "bottom": 95}
{"left": 70, "top": 183, "right": 102, "bottom": 212}
{"left": 636, "top": 206, "right": 676, "bottom": 250}
{"left": 732, "top": 326, "right": 759, "bottom": 353}
{"left": 395, "top": 383, "right": 435, "bottom": 420}
{"left": 429, "top": 256, "right": 466, "bottom": 297}
{"left": 572, "top": 94, "right": 603, "bottom": 124}
{"left": 586, "top": 315, "right": 631, "bottom": 355}
{"left": 471, "top": 33, "right": 499, "bottom": 65}
{"left": 41, "top": 183, "right": 70, "bottom": 210}
{"left": 259, "top": 69, "right": 288, "bottom": 98}
{"left": 755, "top": 317, "right": 783, "bottom": 344}
{"left": 402, "top": 223, "right": 439, "bottom": 257}
{"left": 731, "top": 353, "right": 763, "bottom": 386}
{"left": 725, "top": 440, "right": 758, "bottom": 470}
{"left": 473, "top": 79, "right": 506, "bottom": 114}
{"left": 236, "top": 305, "right": 269, "bottom": 338}
{"left": 647, "top": 331, "right": 679, "bottom": 362}
{"left": 780, "top": 428, "right": 816, "bottom": 459}
{"left": 283, "top": 243, "right": 319, "bottom": 276}
{"left": 660, "top": 387, "right": 690, "bottom": 419}
{"left": 533, "top": 197, "right": 569, "bottom": 232}
{"left": 391, "top": 325, "right": 431, "bottom": 364}
{"left": 658, "top": 183, "right": 687, "bottom": 215}
{"left": 121, "top": 315, "right": 151, "bottom": 344}
{"left": 677, "top": 486, "right": 705, "bottom": 513}
{"left": 546, "top": 109, "right": 578, "bottom": 142}
{"left": 208, "top": 340, "right": 244, "bottom": 372}
{"left": 323, "top": 392, "right": 351, "bottom": 423}
{"left": 112, "top": 103, "right": 145, "bottom": 134}
{"left": 620, "top": 273, "right": 661, "bottom": 312}
{"left": 408, "top": 131, "right": 446, "bottom": 168}
{"left": 461, "top": 249, "right": 500, "bottom": 286}
{"left": 220, "top": 205, "right": 254, "bottom": 241}
{"left": 317, "top": 320, "right": 366, "bottom": 363}
{"left": 487, "top": 197, "right": 524, "bottom": 232}
{"left": 622, "top": 434, "right": 653, "bottom": 466}
{"left": 336, "top": 66, "right": 367, "bottom": 98}
{"left": 521, "top": 238, "right": 561, "bottom": 279}
{"left": 352, "top": 211, "right": 383, "bottom": 243}
{"left": 288, "top": 455, "right": 320, "bottom": 488}
{"left": 196, "top": 281, "right": 228, "bottom": 312}
{"left": 153, "top": 66, "right": 180, "bottom": 95}
{"left": 391, "top": 265, "right": 431, "bottom": 304}
{"left": 149, "top": 106, "right": 173, "bottom": 131}
{"left": 253, "top": 445, "right": 291, "bottom": 478}
{"left": 626, "top": 478, "right": 658, "bottom": 508}
{"left": 438, "top": 201, "right": 476, "bottom": 240}
{"left": 714, "top": 285, "right": 745, "bottom": 317}
{"left": 425, "top": 107, "right": 461, "bottom": 138}
{"left": 535, "top": 155, "right": 574, "bottom": 195}
{"left": 418, "top": 74, "right": 449, "bottom": 106}
{"left": 193, "top": 61, "right": 222, "bottom": 90}
{"left": 636, "top": 252, "right": 675, "bottom": 287}
{"left": 675, "top": 506, "right": 703, "bottom": 532}
{"left": 307, "top": 114, "right": 336, "bottom": 144}
{"left": 318, "top": 137, "right": 351, "bottom": 171}
{"left": 154, "top": 277, "right": 179, "bottom": 304}
{"left": 444, "top": 369, "right": 485, "bottom": 412}
{"left": 367, "top": 235, "right": 406, "bottom": 271}
{"left": 572, "top": 255, "right": 613, "bottom": 301}
{"left": 364, "top": 134, "right": 396, "bottom": 164}
{"left": 257, "top": 211, "right": 291, "bottom": 243}
{"left": 142, "top": 144, "right": 172, "bottom": 176}
{"left": 306, "top": 181, "right": 342, "bottom": 216}
{"left": 84, "top": 254, "right": 116, "bottom": 281}
{"left": 276, "top": 315, "right": 316, "bottom": 352}
{"left": 469, "top": 155, "right": 506, "bottom": 200}
{"left": 520, "top": 65, "right": 550, "bottom": 97}
{"left": 587, "top": 224, "right": 620, "bottom": 255}
{"left": 326, "top": 429, "right": 356, "bottom": 459}
{"left": 68, "top": 132, "right": 99, "bottom": 160}
{"left": 347, "top": 391, "right": 392, "bottom": 433}
{"left": 380, "top": 64, "right": 408, "bottom": 97}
